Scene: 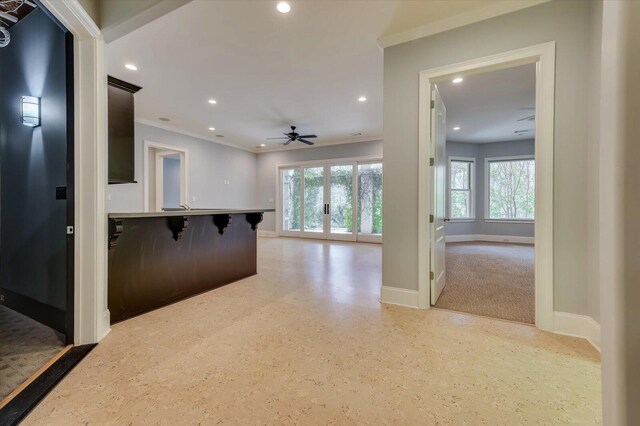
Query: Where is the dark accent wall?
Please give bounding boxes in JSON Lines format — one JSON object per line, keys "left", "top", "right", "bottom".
{"left": 0, "top": 9, "right": 71, "bottom": 331}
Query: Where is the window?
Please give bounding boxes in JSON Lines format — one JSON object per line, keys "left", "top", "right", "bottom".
{"left": 357, "top": 162, "right": 383, "bottom": 235}
{"left": 449, "top": 158, "right": 474, "bottom": 220}
{"left": 281, "top": 168, "right": 301, "bottom": 231}
{"left": 486, "top": 156, "right": 535, "bottom": 220}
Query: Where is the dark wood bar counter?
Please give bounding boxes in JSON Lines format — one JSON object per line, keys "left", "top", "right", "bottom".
{"left": 107, "top": 209, "right": 274, "bottom": 323}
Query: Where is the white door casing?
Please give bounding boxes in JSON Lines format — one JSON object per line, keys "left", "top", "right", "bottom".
{"left": 143, "top": 141, "right": 188, "bottom": 212}
{"left": 417, "top": 42, "right": 555, "bottom": 331}
{"left": 430, "top": 84, "right": 447, "bottom": 304}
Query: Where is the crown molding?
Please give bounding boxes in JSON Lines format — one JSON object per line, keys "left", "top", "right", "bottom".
{"left": 135, "top": 118, "right": 257, "bottom": 153}
{"left": 136, "top": 118, "right": 382, "bottom": 154}
{"left": 378, "top": 0, "right": 551, "bottom": 49}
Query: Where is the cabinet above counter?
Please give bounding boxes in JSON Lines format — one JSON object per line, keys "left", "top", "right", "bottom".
{"left": 108, "top": 76, "right": 142, "bottom": 184}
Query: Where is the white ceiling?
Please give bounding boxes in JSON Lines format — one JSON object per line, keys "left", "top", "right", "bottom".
{"left": 436, "top": 63, "right": 536, "bottom": 144}
{"left": 107, "top": 0, "right": 543, "bottom": 152}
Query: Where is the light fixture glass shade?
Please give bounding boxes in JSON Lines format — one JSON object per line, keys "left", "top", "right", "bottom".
{"left": 21, "top": 96, "right": 40, "bottom": 127}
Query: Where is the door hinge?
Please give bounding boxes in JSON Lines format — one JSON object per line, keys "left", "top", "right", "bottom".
{"left": 429, "top": 157, "right": 434, "bottom": 166}
{"left": 430, "top": 271, "right": 434, "bottom": 280}
{"left": 430, "top": 100, "right": 435, "bottom": 109}
{"left": 66, "top": 226, "right": 74, "bottom": 235}
{"left": 429, "top": 214, "right": 434, "bottom": 223}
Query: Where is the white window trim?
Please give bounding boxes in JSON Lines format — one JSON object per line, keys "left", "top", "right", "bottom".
{"left": 484, "top": 155, "right": 535, "bottom": 222}
{"left": 448, "top": 156, "right": 475, "bottom": 221}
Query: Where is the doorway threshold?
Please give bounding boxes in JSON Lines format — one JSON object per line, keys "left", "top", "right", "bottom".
{"left": 0, "top": 344, "right": 96, "bottom": 425}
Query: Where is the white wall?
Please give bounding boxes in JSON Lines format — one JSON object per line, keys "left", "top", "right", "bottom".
{"left": 107, "top": 123, "right": 257, "bottom": 212}
{"left": 586, "top": 0, "right": 603, "bottom": 324}
{"left": 446, "top": 140, "right": 535, "bottom": 237}
{"left": 382, "top": 0, "right": 601, "bottom": 317}
{"left": 255, "top": 140, "right": 383, "bottom": 232}
{"left": 599, "top": 1, "right": 640, "bottom": 423}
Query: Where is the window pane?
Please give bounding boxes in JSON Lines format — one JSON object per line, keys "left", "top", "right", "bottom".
{"left": 304, "top": 167, "right": 324, "bottom": 232}
{"left": 451, "top": 161, "right": 470, "bottom": 190}
{"left": 330, "top": 165, "right": 354, "bottom": 234}
{"left": 451, "top": 190, "right": 470, "bottom": 218}
{"left": 282, "top": 168, "right": 300, "bottom": 231}
{"left": 488, "top": 159, "right": 535, "bottom": 220}
{"left": 357, "top": 163, "right": 383, "bottom": 235}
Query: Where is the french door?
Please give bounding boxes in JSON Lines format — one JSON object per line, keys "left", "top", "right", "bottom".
{"left": 279, "top": 160, "right": 382, "bottom": 242}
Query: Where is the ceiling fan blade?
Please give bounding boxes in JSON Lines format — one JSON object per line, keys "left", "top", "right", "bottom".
{"left": 298, "top": 139, "right": 315, "bottom": 145}
{"left": 267, "top": 137, "right": 289, "bottom": 140}
{"left": 297, "top": 135, "right": 317, "bottom": 139}
{"left": 283, "top": 139, "right": 293, "bottom": 146}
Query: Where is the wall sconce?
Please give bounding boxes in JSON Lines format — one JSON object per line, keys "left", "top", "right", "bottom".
{"left": 21, "top": 96, "right": 40, "bottom": 127}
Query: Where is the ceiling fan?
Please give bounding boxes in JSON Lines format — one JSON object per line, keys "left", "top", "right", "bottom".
{"left": 267, "top": 126, "right": 317, "bottom": 146}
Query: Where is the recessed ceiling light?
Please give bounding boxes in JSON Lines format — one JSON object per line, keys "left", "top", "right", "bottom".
{"left": 452, "top": 77, "right": 463, "bottom": 84}
{"left": 209, "top": 127, "right": 215, "bottom": 131}
{"left": 453, "top": 126, "right": 461, "bottom": 131}
{"left": 208, "top": 99, "right": 217, "bottom": 104}
{"left": 125, "top": 64, "right": 138, "bottom": 71}
{"left": 358, "top": 96, "right": 367, "bottom": 102}
{"left": 216, "top": 134, "right": 224, "bottom": 138}
{"left": 260, "top": 143, "right": 266, "bottom": 147}
{"left": 276, "top": 1, "right": 291, "bottom": 13}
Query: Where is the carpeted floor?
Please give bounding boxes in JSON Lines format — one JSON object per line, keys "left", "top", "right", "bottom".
{"left": 0, "top": 305, "right": 65, "bottom": 401}
{"left": 434, "top": 241, "right": 535, "bottom": 324}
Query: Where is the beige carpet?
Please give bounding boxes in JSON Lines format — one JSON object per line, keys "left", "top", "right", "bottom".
{"left": 0, "top": 305, "right": 65, "bottom": 401}
{"left": 435, "top": 241, "right": 535, "bottom": 324}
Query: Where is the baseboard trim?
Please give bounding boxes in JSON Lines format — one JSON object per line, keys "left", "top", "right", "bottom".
{"left": 380, "top": 286, "right": 419, "bottom": 309}
{"left": 257, "top": 230, "right": 278, "bottom": 237}
{"left": 553, "top": 311, "right": 601, "bottom": 352}
{"left": 0, "top": 288, "right": 66, "bottom": 334}
{"left": 446, "top": 234, "right": 534, "bottom": 244}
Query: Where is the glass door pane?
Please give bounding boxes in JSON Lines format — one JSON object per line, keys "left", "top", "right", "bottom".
{"left": 329, "top": 164, "right": 356, "bottom": 240}
{"left": 303, "top": 167, "right": 325, "bottom": 234}
{"left": 357, "top": 163, "right": 383, "bottom": 238}
{"left": 281, "top": 168, "right": 301, "bottom": 232}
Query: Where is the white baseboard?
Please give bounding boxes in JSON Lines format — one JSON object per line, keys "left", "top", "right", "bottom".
{"left": 380, "top": 286, "right": 420, "bottom": 309}
{"left": 553, "top": 311, "right": 601, "bottom": 352}
{"left": 446, "top": 234, "right": 534, "bottom": 244}
{"left": 257, "top": 230, "right": 278, "bottom": 237}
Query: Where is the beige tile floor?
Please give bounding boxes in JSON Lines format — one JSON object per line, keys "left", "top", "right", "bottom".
{"left": 25, "top": 237, "right": 601, "bottom": 425}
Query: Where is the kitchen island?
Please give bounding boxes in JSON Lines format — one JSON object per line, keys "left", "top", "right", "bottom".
{"left": 107, "top": 209, "right": 274, "bottom": 323}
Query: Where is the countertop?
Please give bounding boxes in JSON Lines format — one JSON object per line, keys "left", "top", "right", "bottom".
{"left": 108, "top": 208, "right": 275, "bottom": 219}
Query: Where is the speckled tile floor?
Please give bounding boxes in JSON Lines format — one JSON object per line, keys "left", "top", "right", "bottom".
{"left": 25, "top": 237, "right": 601, "bottom": 425}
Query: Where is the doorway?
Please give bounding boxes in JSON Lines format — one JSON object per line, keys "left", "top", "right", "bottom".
{"left": 429, "top": 65, "right": 537, "bottom": 325}
{"left": 143, "top": 141, "right": 188, "bottom": 212}
{"left": 0, "top": 2, "right": 75, "bottom": 406}
{"left": 418, "top": 43, "right": 555, "bottom": 331}
{"left": 278, "top": 158, "right": 383, "bottom": 243}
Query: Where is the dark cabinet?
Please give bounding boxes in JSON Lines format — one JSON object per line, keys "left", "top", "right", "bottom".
{"left": 108, "top": 76, "right": 142, "bottom": 184}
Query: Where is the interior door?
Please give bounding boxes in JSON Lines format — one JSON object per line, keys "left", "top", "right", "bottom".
{"left": 431, "top": 84, "right": 447, "bottom": 304}
{"left": 327, "top": 164, "right": 357, "bottom": 241}
{"left": 302, "top": 166, "right": 326, "bottom": 238}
